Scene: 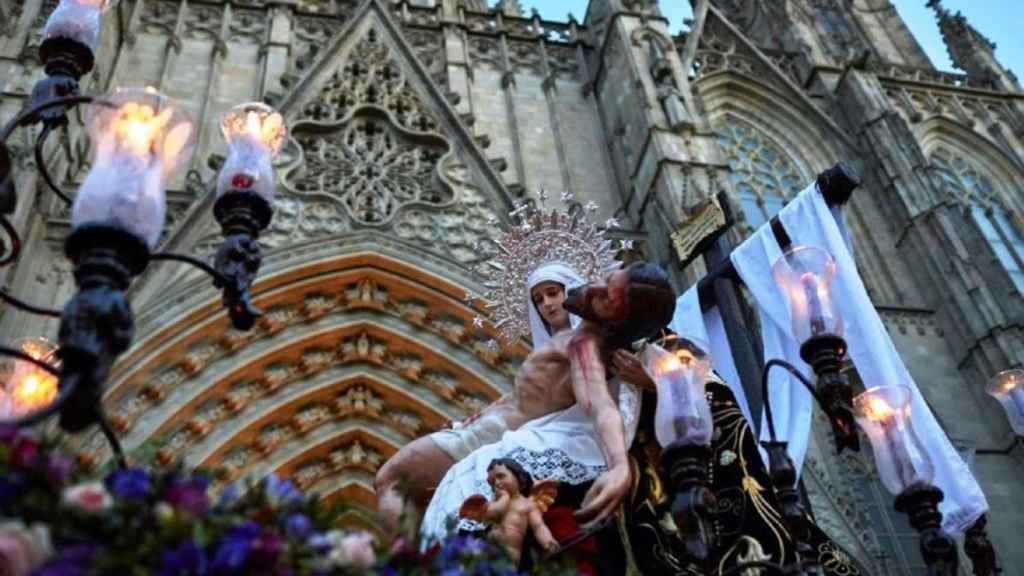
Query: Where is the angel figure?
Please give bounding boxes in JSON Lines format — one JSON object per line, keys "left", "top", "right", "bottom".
{"left": 459, "top": 458, "right": 560, "bottom": 565}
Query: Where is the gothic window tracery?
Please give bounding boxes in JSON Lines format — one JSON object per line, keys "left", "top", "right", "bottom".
{"left": 716, "top": 122, "right": 802, "bottom": 232}
{"left": 931, "top": 147, "right": 1024, "bottom": 293}
{"left": 291, "top": 118, "right": 449, "bottom": 225}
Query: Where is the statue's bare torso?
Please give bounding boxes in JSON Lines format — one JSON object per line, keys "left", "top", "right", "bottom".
{"left": 482, "top": 332, "right": 577, "bottom": 432}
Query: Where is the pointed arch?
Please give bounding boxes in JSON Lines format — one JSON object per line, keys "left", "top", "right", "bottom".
{"left": 128, "top": 0, "right": 512, "bottom": 313}
{"left": 917, "top": 118, "right": 1023, "bottom": 212}
{"left": 919, "top": 119, "right": 1024, "bottom": 294}
{"left": 74, "top": 253, "right": 527, "bottom": 487}
{"left": 699, "top": 74, "right": 843, "bottom": 183}
{"left": 699, "top": 73, "right": 840, "bottom": 234}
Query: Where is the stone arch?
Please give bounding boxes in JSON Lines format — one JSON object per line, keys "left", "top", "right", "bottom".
{"left": 75, "top": 254, "right": 527, "bottom": 506}
{"left": 698, "top": 75, "right": 840, "bottom": 234}
{"left": 917, "top": 118, "right": 1024, "bottom": 213}
{"left": 698, "top": 74, "right": 842, "bottom": 182}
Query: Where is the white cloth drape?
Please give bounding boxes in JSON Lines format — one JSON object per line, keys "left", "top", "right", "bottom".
{"left": 727, "top": 182, "right": 987, "bottom": 534}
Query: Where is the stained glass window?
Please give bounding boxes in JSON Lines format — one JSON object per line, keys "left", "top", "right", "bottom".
{"left": 716, "top": 123, "right": 803, "bottom": 232}
{"left": 931, "top": 147, "right": 1024, "bottom": 293}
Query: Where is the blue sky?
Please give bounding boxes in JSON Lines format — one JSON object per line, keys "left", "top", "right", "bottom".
{"left": 519, "top": 1, "right": 1021, "bottom": 76}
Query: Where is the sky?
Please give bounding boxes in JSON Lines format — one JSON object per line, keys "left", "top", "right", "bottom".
{"left": 518, "top": 1, "right": 1021, "bottom": 76}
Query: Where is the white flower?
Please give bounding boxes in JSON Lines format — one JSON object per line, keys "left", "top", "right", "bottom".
{"left": 584, "top": 201, "right": 599, "bottom": 212}
{"left": 560, "top": 190, "right": 574, "bottom": 202}
{"left": 0, "top": 521, "right": 53, "bottom": 576}
{"left": 620, "top": 239, "right": 634, "bottom": 250}
{"left": 473, "top": 316, "right": 485, "bottom": 328}
{"left": 604, "top": 217, "right": 620, "bottom": 229}
{"left": 62, "top": 482, "right": 113, "bottom": 514}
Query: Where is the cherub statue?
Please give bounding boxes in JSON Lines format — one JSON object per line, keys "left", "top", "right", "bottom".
{"left": 459, "top": 458, "right": 560, "bottom": 566}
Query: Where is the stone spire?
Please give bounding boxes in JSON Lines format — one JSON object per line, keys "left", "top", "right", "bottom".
{"left": 926, "top": 0, "right": 1017, "bottom": 89}
{"left": 495, "top": 0, "right": 524, "bottom": 17}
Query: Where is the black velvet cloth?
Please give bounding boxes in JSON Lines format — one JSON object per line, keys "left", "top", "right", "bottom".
{"left": 622, "top": 382, "right": 865, "bottom": 575}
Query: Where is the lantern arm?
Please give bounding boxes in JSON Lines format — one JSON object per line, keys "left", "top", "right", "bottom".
{"left": 34, "top": 123, "right": 73, "bottom": 206}
{"left": 0, "top": 287, "right": 63, "bottom": 318}
{"left": 97, "top": 412, "right": 127, "bottom": 469}
{"left": 150, "top": 251, "right": 228, "bottom": 286}
{"left": 1, "top": 95, "right": 115, "bottom": 216}
{"left": 1, "top": 95, "right": 99, "bottom": 143}
{"left": 761, "top": 358, "right": 826, "bottom": 443}
{"left": 0, "top": 215, "right": 21, "bottom": 267}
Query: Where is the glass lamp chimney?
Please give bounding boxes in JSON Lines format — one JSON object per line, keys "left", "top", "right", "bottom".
{"left": 854, "top": 386, "right": 934, "bottom": 495}
{"left": 641, "top": 337, "right": 714, "bottom": 447}
{"left": 986, "top": 369, "right": 1024, "bottom": 436}
{"left": 217, "top": 102, "right": 286, "bottom": 203}
{"left": 43, "top": 0, "right": 119, "bottom": 52}
{"left": 771, "top": 245, "right": 843, "bottom": 343}
{"left": 71, "top": 87, "right": 194, "bottom": 249}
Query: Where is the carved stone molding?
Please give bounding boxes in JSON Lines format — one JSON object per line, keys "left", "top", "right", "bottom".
{"left": 74, "top": 256, "right": 525, "bottom": 469}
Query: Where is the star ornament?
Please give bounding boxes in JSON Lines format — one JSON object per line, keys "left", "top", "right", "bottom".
{"left": 475, "top": 195, "right": 618, "bottom": 345}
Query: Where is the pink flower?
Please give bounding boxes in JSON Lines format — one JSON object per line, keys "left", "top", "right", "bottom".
{"left": 321, "top": 531, "right": 376, "bottom": 568}
{"left": 338, "top": 532, "right": 376, "bottom": 568}
{"left": 61, "top": 482, "right": 112, "bottom": 514}
{"left": 0, "top": 521, "right": 53, "bottom": 576}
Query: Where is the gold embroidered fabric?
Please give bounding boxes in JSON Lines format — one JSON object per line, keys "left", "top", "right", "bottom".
{"left": 621, "top": 382, "right": 865, "bottom": 575}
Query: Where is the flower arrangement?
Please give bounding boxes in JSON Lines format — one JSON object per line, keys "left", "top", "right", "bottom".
{"left": 0, "top": 428, "right": 576, "bottom": 575}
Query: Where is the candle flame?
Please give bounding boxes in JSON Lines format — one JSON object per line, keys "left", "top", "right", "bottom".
{"left": 223, "top": 104, "right": 286, "bottom": 154}
{"left": 862, "top": 395, "right": 896, "bottom": 421}
{"left": 657, "top": 353, "right": 682, "bottom": 373}
{"left": 114, "top": 102, "right": 175, "bottom": 157}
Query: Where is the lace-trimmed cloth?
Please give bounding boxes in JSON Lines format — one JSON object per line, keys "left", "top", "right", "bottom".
{"left": 422, "top": 382, "right": 642, "bottom": 542}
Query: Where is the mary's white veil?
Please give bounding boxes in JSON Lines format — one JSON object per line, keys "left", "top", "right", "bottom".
{"left": 525, "top": 262, "right": 584, "bottom": 348}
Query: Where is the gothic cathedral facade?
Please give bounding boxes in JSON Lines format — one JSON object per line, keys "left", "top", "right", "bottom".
{"left": 1, "top": 0, "right": 1022, "bottom": 573}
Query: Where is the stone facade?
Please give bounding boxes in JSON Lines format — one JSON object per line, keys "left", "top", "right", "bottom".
{"left": 1, "top": 0, "right": 1023, "bottom": 573}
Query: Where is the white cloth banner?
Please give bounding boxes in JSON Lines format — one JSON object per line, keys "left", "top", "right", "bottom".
{"left": 728, "top": 182, "right": 987, "bottom": 534}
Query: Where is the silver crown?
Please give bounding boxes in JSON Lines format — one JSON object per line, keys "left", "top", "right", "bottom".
{"left": 469, "top": 191, "right": 623, "bottom": 345}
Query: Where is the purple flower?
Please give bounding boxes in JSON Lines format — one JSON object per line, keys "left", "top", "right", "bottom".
{"left": 283, "top": 514, "right": 312, "bottom": 540}
{"left": 105, "top": 467, "right": 152, "bottom": 500}
{"left": 441, "top": 568, "right": 466, "bottom": 576}
{"left": 263, "top": 475, "right": 300, "bottom": 507}
{"left": 44, "top": 455, "right": 74, "bottom": 486}
{"left": 211, "top": 522, "right": 261, "bottom": 574}
{"left": 32, "top": 543, "right": 96, "bottom": 576}
{"left": 164, "top": 478, "right": 209, "bottom": 514}
{"left": 461, "top": 537, "right": 487, "bottom": 557}
{"left": 159, "top": 539, "right": 208, "bottom": 576}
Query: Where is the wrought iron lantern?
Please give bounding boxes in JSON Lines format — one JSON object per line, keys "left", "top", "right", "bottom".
{"left": 0, "top": 4, "right": 285, "bottom": 466}
{"left": 986, "top": 369, "right": 1024, "bottom": 436}
{"left": 641, "top": 336, "right": 715, "bottom": 563}
{"left": 668, "top": 245, "right": 966, "bottom": 576}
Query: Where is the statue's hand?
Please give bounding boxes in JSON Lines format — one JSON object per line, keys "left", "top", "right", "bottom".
{"left": 538, "top": 535, "right": 560, "bottom": 556}
{"left": 575, "top": 463, "right": 630, "bottom": 531}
